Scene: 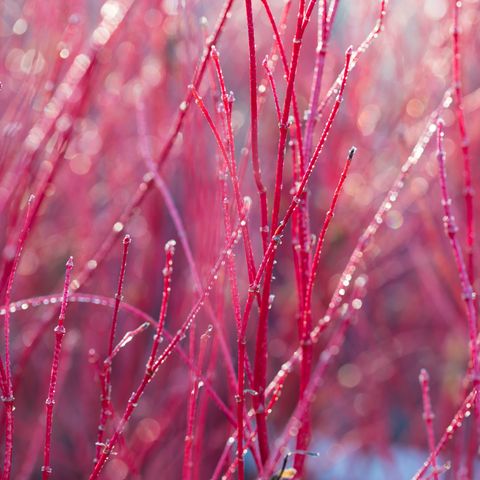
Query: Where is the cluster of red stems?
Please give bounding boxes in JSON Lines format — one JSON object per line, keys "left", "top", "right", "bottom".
{"left": 0, "top": 0, "right": 479, "bottom": 478}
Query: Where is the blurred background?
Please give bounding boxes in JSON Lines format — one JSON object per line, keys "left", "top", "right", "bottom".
{"left": 0, "top": 0, "right": 480, "bottom": 478}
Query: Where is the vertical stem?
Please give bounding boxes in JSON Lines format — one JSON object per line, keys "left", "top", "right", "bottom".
{"left": 89, "top": 238, "right": 177, "bottom": 480}
{"left": 90, "top": 225, "right": 243, "bottom": 479}
{"left": 295, "top": 146, "right": 355, "bottom": 471}
{"left": 147, "top": 240, "right": 176, "bottom": 374}
{"left": 244, "top": 0, "right": 269, "bottom": 252}
{"left": 270, "top": 0, "right": 306, "bottom": 232}
{"left": 42, "top": 257, "right": 73, "bottom": 479}
{"left": 219, "top": 160, "right": 247, "bottom": 479}
{"left": 182, "top": 326, "right": 213, "bottom": 480}
{"left": 452, "top": 0, "right": 474, "bottom": 284}
{"left": 3, "top": 195, "right": 34, "bottom": 480}
{"left": 303, "top": 0, "right": 329, "bottom": 160}
{"left": 419, "top": 369, "right": 439, "bottom": 480}
{"left": 250, "top": 45, "right": 353, "bottom": 468}
{"left": 435, "top": 119, "right": 479, "bottom": 428}
{"left": 95, "top": 235, "right": 131, "bottom": 461}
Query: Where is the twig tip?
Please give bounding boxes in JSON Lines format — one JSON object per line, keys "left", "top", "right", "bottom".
{"left": 348, "top": 146, "right": 357, "bottom": 160}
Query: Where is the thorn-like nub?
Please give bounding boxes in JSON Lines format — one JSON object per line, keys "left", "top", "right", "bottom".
{"left": 437, "top": 118, "right": 445, "bottom": 128}
{"left": 66, "top": 256, "right": 74, "bottom": 269}
{"left": 123, "top": 234, "right": 131, "bottom": 245}
{"left": 346, "top": 45, "right": 354, "bottom": 56}
{"left": 28, "top": 194, "right": 36, "bottom": 204}
{"left": 348, "top": 146, "right": 357, "bottom": 160}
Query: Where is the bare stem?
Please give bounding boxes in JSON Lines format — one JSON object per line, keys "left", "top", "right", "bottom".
{"left": 182, "top": 326, "right": 213, "bottom": 480}
{"left": 435, "top": 118, "right": 479, "bottom": 426}
{"left": 452, "top": 0, "right": 474, "bottom": 283}
{"left": 95, "top": 235, "right": 131, "bottom": 461}
{"left": 146, "top": 240, "right": 176, "bottom": 375}
{"left": 3, "top": 194, "right": 35, "bottom": 480}
{"left": 41, "top": 257, "right": 73, "bottom": 479}
{"left": 419, "top": 369, "right": 439, "bottom": 480}
{"left": 244, "top": 0, "right": 269, "bottom": 253}
{"left": 296, "top": 146, "right": 355, "bottom": 468}
{"left": 89, "top": 222, "right": 245, "bottom": 479}
{"left": 412, "top": 388, "right": 477, "bottom": 480}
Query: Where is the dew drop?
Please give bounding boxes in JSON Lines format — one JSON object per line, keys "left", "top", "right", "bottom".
{"left": 87, "top": 259, "right": 98, "bottom": 270}
{"left": 113, "top": 222, "right": 124, "bottom": 233}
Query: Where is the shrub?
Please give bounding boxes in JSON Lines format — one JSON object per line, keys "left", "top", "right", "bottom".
{"left": 0, "top": 0, "right": 479, "bottom": 478}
